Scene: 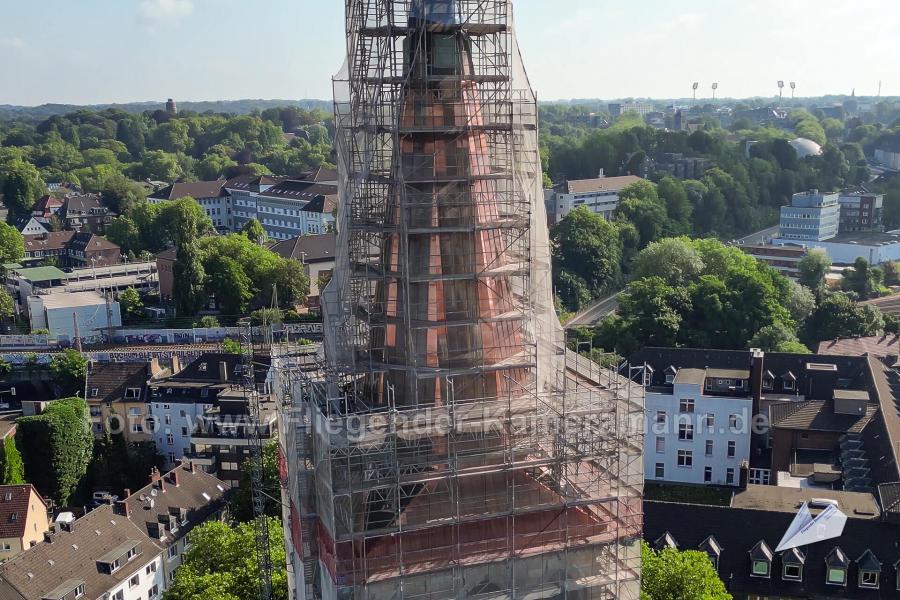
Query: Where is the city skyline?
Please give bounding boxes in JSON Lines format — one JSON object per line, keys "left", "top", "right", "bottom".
{"left": 1, "top": 0, "right": 898, "bottom": 106}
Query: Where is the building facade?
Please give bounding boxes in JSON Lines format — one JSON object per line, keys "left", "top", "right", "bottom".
{"left": 85, "top": 362, "right": 158, "bottom": 443}
{"left": 276, "top": 3, "right": 645, "bottom": 599}
{"left": 838, "top": 190, "right": 884, "bottom": 233}
{"left": 26, "top": 291, "right": 122, "bottom": 340}
{"left": 645, "top": 367, "right": 753, "bottom": 487}
{"left": 548, "top": 174, "right": 644, "bottom": 223}
{"left": 779, "top": 189, "right": 840, "bottom": 242}
{"left": 0, "top": 485, "right": 49, "bottom": 562}
{"left": 147, "top": 181, "right": 232, "bottom": 230}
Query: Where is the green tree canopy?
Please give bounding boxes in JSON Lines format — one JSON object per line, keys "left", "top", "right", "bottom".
{"left": 797, "top": 250, "right": 832, "bottom": 291}
{"left": 16, "top": 397, "right": 93, "bottom": 505}
{"left": 231, "top": 442, "right": 280, "bottom": 522}
{"left": 641, "top": 542, "right": 731, "bottom": 600}
{"left": 163, "top": 518, "right": 288, "bottom": 600}
{"left": 50, "top": 349, "right": 88, "bottom": 397}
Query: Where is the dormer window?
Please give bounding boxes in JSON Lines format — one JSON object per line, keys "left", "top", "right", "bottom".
{"left": 664, "top": 366, "right": 677, "bottom": 384}
{"left": 782, "top": 547, "right": 805, "bottom": 581}
{"left": 762, "top": 370, "right": 774, "bottom": 390}
{"left": 125, "top": 388, "right": 141, "bottom": 400}
{"left": 857, "top": 550, "right": 881, "bottom": 589}
{"left": 749, "top": 540, "right": 773, "bottom": 578}
{"left": 825, "top": 547, "right": 849, "bottom": 586}
{"left": 699, "top": 536, "right": 723, "bottom": 570}
{"left": 782, "top": 372, "right": 796, "bottom": 391}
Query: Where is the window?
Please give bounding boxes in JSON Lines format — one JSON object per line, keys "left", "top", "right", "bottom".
{"left": 128, "top": 407, "right": 142, "bottom": 417}
{"left": 726, "top": 468, "right": 735, "bottom": 485}
{"left": 112, "top": 591, "right": 124, "bottom": 600}
{"left": 129, "top": 574, "right": 140, "bottom": 588}
{"left": 705, "top": 440, "right": 714, "bottom": 456}
{"left": 677, "top": 450, "right": 693, "bottom": 467}
{"left": 126, "top": 546, "right": 137, "bottom": 560}
{"left": 125, "top": 388, "right": 141, "bottom": 400}
{"left": 655, "top": 463, "right": 664, "bottom": 478}
{"left": 167, "top": 545, "right": 178, "bottom": 559}
{"left": 728, "top": 441, "right": 736, "bottom": 458}
{"left": 860, "top": 570, "right": 879, "bottom": 588}
{"left": 762, "top": 377, "right": 773, "bottom": 390}
{"left": 783, "top": 564, "right": 803, "bottom": 581}
{"left": 166, "top": 434, "right": 174, "bottom": 446}
{"left": 655, "top": 437, "right": 665, "bottom": 453}
{"left": 131, "top": 424, "right": 143, "bottom": 434}
{"left": 704, "top": 414, "right": 715, "bottom": 430}
{"left": 181, "top": 427, "right": 188, "bottom": 436}
{"left": 146, "top": 562, "right": 157, "bottom": 574}
{"left": 167, "top": 452, "right": 175, "bottom": 464}
{"left": 729, "top": 414, "right": 738, "bottom": 430}
{"left": 827, "top": 568, "right": 847, "bottom": 585}
{"left": 678, "top": 423, "right": 694, "bottom": 441}
{"left": 752, "top": 560, "right": 770, "bottom": 578}
{"left": 90, "top": 388, "right": 99, "bottom": 397}
{"left": 704, "top": 466, "right": 712, "bottom": 483}
{"left": 783, "top": 378, "right": 795, "bottom": 391}
{"left": 679, "top": 399, "right": 695, "bottom": 413}
{"left": 148, "top": 585, "right": 159, "bottom": 599}
{"left": 164, "top": 415, "right": 172, "bottom": 426}
{"left": 749, "top": 468, "right": 771, "bottom": 485}
{"left": 655, "top": 411, "right": 666, "bottom": 425}
{"left": 664, "top": 373, "right": 675, "bottom": 384}
{"left": 74, "top": 584, "right": 85, "bottom": 598}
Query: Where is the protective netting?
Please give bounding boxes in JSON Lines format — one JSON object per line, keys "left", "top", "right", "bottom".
{"left": 283, "top": 2, "right": 646, "bottom": 599}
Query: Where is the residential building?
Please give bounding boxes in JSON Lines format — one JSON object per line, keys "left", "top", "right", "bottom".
{"left": 58, "top": 194, "right": 115, "bottom": 233}
{"left": 741, "top": 244, "right": 808, "bottom": 278}
{"left": 26, "top": 291, "right": 122, "bottom": 340}
{"left": 732, "top": 106, "right": 788, "bottom": 127}
{"left": 268, "top": 233, "right": 335, "bottom": 301}
{"left": 224, "top": 174, "right": 287, "bottom": 231}
{"left": 838, "top": 189, "right": 884, "bottom": 232}
{"left": 253, "top": 180, "right": 336, "bottom": 240}
{"left": 778, "top": 189, "right": 840, "bottom": 242}
{"left": 644, "top": 365, "right": 752, "bottom": 487}
{"left": 875, "top": 148, "right": 900, "bottom": 171}
{"left": 12, "top": 217, "right": 48, "bottom": 236}
{"left": 632, "top": 347, "right": 890, "bottom": 490}
{"left": 0, "top": 463, "right": 229, "bottom": 600}
{"left": 147, "top": 180, "right": 231, "bottom": 230}
{"left": 148, "top": 353, "right": 275, "bottom": 485}
{"left": 85, "top": 362, "right": 161, "bottom": 442}
{"left": 652, "top": 153, "right": 710, "bottom": 180}
{"left": 645, "top": 485, "right": 900, "bottom": 599}
{"left": 608, "top": 101, "right": 654, "bottom": 118}
{"left": 547, "top": 173, "right": 644, "bottom": 223}
{"left": 788, "top": 230, "right": 900, "bottom": 265}
{"left": 30, "top": 195, "right": 64, "bottom": 224}
{"left": 23, "top": 231, "right": 122, "bottom": 268}
{"left": 276, "top": 3, "right": 645, "bottom": 599}
{"left": 0, "top": 485, "right": 49, "bottom": 561}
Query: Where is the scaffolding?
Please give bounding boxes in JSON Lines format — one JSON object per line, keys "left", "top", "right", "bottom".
{"left": 276, "top": 2, "right": 645, "bottom": 599}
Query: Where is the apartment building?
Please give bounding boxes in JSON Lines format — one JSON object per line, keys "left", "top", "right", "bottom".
{"left": 85, "top": 362, "right": 161, "bottom": 442}
{"left": 0, "top": 485, "right": 49, "bottom": 562}
{"left": 547, "top": 174, "right": 644, "bottom": 223}
{"left": 147, "top": 180, "right": 232, "bottom": 230}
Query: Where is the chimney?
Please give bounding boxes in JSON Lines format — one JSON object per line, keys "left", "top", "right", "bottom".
{"left": 219, "top": 361, "right": 229, "bottom": 383}
{"left": 114, "top": 499, "right": 130, "bottom": 518}
{"left": 149, "top": 467, "right": 161, "bottom": 484}
{"left": 124, "top": 488, "right": 131, "bottom": 499}
{"left": 43, "top": 530, "right": 55, "bottom": 543}
{"left": 170, "top": 355, "right": 182, "bottom": 375}
{"left": 749, "top": 348, "right": 765, "bottom": 417}
{"left": 158, "top": 475, "right": 166, "bottom": 493}
{"left": 739, "top": 461, "right": 750, "bottom": 490}
{"left": 171, "top": 469, "right": 180, "bottom": 487}
{"left": 187, "top": 460, "right": 195, "bottom": 473}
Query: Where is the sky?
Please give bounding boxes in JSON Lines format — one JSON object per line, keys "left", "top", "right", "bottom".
{"left": 1, "top": 0, "right": 899, "bottom": 106}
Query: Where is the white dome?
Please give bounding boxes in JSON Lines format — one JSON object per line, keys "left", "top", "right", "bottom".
{"left": 789, "top": 138, "right": 823, "bottom": 158}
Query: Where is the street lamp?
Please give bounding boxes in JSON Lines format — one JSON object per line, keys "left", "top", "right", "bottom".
{"left": 711, "top": 82, "right": 719, "bottom": 100}
{"left": 692, "top": 82, "right": 699, "bottom": 104}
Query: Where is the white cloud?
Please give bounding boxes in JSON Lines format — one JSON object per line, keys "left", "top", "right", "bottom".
{"left": 139, "top": 0, "right": 194, "bottom": 24}
{"left": 0, "top": 36, "right": 26, "bottom": 50}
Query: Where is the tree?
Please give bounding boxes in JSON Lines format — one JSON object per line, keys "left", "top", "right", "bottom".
{"left": 0, "top": 436, "right": 25, "bottom": 484}
{"left": 806, "top": 292, "right": 885, "bottom": 343}
{"left": 241, "top": 218, "right": 267, "bottom": 245}
{"left": 750, "top": 323, "right": 810, "bottom": 353}
{"left": 163, "top": 518, "right": 288, "bottom": 600}
{"left": 797, "top": 250, "right": 831, "bottom": 291}
{"left": 641, "top": 542, "right": 731, "bottom": 600}
{"left": 119, "top": 288, "right": 144, "bottom": 320}
{"left": 222, "top": 338, "right": 241, "bottom": 355}
{"left": 882, "top": 261, "right": 900, "bottom": 287}
{"left": 231, "top": 442, "right": 280, "bottom": 522}
{"left": 842, "top": 257, "right": 885, "bottom": 300}
{"left": 174, "top": 241, "right": 207, "bottom": 317}
{"left": 99, "top": 173, "right": 146, "bottom": 214}
{"left": 1, "top": 160, "right": 44, "bottom": 216}
{"left": 195, "top": 315, "right": 220, "bottom": 328}
{"left": 555, "top": 270, "right": 592, "bottom": 312}
{"left": 16, "top": 397, "right": 93, "bottom": 505}
{"left": 50, "top": 349, "right": 88, "bottom": 397}
{"left": 552, "top": 207, "right": 623, "bottom": 297}
{"left": 0, "top": 222, "right": 25, "bottom": 265}
{"left": 630, "top": 238, "right": 704, "bottom": 286}
{"left": 205, "top": 255, "right": 253, "bottom": 315}
{"left": 0, "top": 288, "right": 14, "bottom": 320}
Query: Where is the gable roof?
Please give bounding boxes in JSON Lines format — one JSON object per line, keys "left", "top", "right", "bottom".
{"left": 61, "top": 194, "right": 107, "bottom": 216}
{"left": 148, "top": 180, "right": 227, "bottom": 201}
{"left": 68, "top": 232, "right": 120, "bottom": 254}
{"left": 769, "top": 399, "right": 877, "bottom": 433}
{"left": 0, "top": 464, "right": 228, "bottom": 600}
{"left": 258, "top": 179, "right": 337, "bottom": 201}
{"left": 23, "top": 231, "right": 76, "bottom": 253}
{"left": 85, "top": 363, "right": 152, "bottom": 403}
{"left": 0, "top": 485, "right": 46, "bottom": 540}
{"left": 268, "top": 233, "right": 335, "bottom": 263}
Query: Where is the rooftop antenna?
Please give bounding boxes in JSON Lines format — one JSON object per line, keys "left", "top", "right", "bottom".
{"left": 777, "top": 80, "right": 785, "bottom": 102}
{"left": 692, "top": 82, "right": 699, "bottom": 105}
{"left": 878, "top": 80, "right": 882, "bottom": 97}
{"left": 711, "top": 82, "right": 718, "bottom": 100}
{"left": 790, "top": 81, "right": 796, "bottom": 99}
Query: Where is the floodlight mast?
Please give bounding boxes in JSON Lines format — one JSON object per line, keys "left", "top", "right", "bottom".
{"left": 778, "top": 80, "right": 785, "bottom": 101}
{"left": 790, "top": 81, "right": 796, "bottom": 99}
{"left": 692, "top": 81, "right": 699, "bottom": 104}
{"left": 711, "top": 82, "right": 718, "bottom": 100}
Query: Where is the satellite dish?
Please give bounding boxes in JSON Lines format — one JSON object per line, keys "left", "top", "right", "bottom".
{"left": 775, "top": 502, "right": 847, "bottom": 552}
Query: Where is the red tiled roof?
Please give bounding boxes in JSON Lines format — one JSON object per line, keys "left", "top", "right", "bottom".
{"left": 0, "top": 485, "right": 46, "bottom": 539}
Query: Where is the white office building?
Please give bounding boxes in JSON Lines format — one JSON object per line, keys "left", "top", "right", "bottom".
{"left": 27, "top": 291, "right": 122, "bottom": 340}
{"left": 547, "top": 174, "right": 644, "bottom": 223}
{"left": 645, "top": 366, "right": 752, "bottom": 487}
{"left": 777, "top": 189, "right": 840, "bottom": 242}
